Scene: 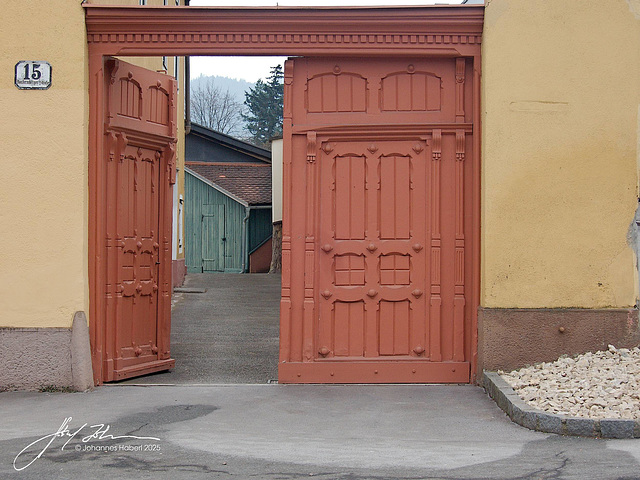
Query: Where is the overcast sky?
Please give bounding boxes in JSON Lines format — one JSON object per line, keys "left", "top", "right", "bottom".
{"left": 189, "top": 0, "right": 463, "bottom": 82}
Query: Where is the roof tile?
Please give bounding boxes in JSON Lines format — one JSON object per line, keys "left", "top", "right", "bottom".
{"left": 187, "top": 163, "right": 272, "bottom": 205}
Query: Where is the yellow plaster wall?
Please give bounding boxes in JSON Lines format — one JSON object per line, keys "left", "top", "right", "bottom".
{"left": 0, "top": 0, "right": 185, "bottom": 329}
{"left": 0, "top": 1, "right": 89, "bottom": 328}
{"left": 482, "top": 0, "right": 640, "bottom": 308}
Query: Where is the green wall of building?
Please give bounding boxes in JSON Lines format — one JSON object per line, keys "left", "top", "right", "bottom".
{"left": 185, "top": 171, "right": 272, "bottom": 273}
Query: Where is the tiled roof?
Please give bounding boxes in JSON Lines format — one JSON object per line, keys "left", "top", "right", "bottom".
{"left": 187, "top": 162, "right": 272, "bottom": 206}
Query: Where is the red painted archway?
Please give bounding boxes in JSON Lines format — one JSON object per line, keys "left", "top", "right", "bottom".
{"left": 85, "top": 4, "right": 483, "bottom": 385}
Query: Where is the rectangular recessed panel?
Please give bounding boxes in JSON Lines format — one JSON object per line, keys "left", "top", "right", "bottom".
{"left": 351, "top": 271, "right": 365, "bottom": 285}
{"left": 379, "top": 300, "right": 410, "bottom": 355}
{"left": 381, "top": 75, "right": 398, "bottom": 111}
{"left": 335, "top": 255, "right": 351, "bottom": 270}
{"left": 380, "top": 270, "right": 395, "bottom": 285}
{"left": 308, "top": 79, "right": 323, "bottom": 112}
{"left": 336, "top": 75, "right": 352, "bottom": 112}
{"left": 397, "top": 75, "right": 412, "bottom": 111}
{"left": 307, "top": 73, "right": 367, "bottom": 113}
{"left": 396, "top": 255, "right": 410, "bottom": 270}
{"left": 395, "top": 270, "right": 410, "bottom": 285}
{"left": 380, "top": 254, "right": 411, "bottom": 285}
{"left": 335, "top": 156, "right": 366, "bottom": 240}
{"left": 380, "top": 255, "right": 395, "bottom": 270}
{"left": 411, "top": 74, "right": 427, "bottom": 110}
{"left": 148, "top": 87, "right": 170, "bottom": 125}
{"left": 119, "top": 79, "right": 141, "bottom": 118}
{"left": 335, "top": 271, "right": 351, "bottom": 286}
{"left": 381, "top": 72, "right": 442, "bottom": 112}
{"left": 334, "top": 301, "right": 365, "bottom": 356}
{"left": 426, "top": 75, "right": 442, "bottom": 111}
{"left": 379, "top": 155, "right": 411, "bottom": 239}
{"left": 322, "top": 75, "right": 338, "bottom": 112}
{"left": 334, "top": 254, "right": 365, "bottom": 286}
{"left": 347, "top": 76, "right": 367, "bottom": 112}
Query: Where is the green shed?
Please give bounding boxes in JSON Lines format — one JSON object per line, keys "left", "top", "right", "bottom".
{"left": 185, "top": 126, "right": 272, "bottom": 273}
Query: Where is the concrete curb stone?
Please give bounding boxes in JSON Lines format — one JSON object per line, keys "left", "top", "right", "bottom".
{"left": 483, "top": 371, "right": 640, "bottom": 438}
{"left": 600, "top": 419, "right": 636, "bottom": 439}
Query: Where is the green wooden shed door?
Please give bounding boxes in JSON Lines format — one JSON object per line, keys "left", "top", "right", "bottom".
{"left": 202, "top": 204, "right": 226, "bottom": 272}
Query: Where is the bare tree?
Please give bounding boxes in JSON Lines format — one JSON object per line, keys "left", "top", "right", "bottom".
{"left": 190, "top": 79, "right": 244, "bottom": 135}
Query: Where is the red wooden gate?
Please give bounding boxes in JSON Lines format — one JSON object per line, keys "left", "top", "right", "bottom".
{"left": 279, "top": 57, "right": 476, "bottom": 383}
{"left": 93, "top": 58, "right": 176, "bottom": 382}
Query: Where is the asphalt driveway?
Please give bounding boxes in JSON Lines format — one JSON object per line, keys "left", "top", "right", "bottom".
{"left": 3, "top": 273, "right": 640, "bottom": 478}
{"left": 2, "top": 384, "right": 640, "bottom": 479}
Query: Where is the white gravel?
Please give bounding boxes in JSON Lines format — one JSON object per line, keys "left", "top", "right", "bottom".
{"left": 499, "top": 345, "right": 640, "bottom": 420}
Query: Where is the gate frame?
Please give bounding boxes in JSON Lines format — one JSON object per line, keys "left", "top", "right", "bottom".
{"left": 85, "top": 4, "right": 484, "bottom": 384}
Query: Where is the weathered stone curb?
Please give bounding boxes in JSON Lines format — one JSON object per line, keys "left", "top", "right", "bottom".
{"left": 483, "top": 371, "right": 640, "bottom": 438}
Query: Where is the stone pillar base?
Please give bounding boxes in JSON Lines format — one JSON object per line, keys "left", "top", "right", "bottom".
{"left": 172, "top": 258, "right": 186, "bottom": 288}
{"left": 0, "top": 312, "right": 93, "bottom": 391}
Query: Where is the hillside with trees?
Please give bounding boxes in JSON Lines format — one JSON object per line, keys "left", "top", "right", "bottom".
{"left": 190, "top": 66, "right": 283, "bottom": 147}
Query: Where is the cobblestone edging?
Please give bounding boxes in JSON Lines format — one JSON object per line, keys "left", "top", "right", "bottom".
{"left": 483, "top": 371, "right": 640, "bottom": 438}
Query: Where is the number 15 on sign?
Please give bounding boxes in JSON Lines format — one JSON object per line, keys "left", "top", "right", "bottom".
{"left": 15, "top": 61, "right": 52, "bottom": 90}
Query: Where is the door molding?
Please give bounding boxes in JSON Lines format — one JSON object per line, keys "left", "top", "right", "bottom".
{"left": 84, "top": 5, "right": 483, "bottom": 57}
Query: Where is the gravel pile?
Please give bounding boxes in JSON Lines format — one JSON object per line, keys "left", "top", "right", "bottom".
{"left": 499, "top": 345, "right": 640, "bottom": 420}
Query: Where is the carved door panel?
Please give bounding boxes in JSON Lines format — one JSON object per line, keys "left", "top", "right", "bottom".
{"left": 317, "top": 141, "right": 427, "bottom": 361}
{"left": 279, "top": 56, "right": 475, "bottom": 383}
{"left": 98, "top": 58, "right": 176, "bottom": 382}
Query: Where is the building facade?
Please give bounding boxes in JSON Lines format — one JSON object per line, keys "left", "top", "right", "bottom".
{"left": 1, "top": 0, "right": 186, "bottom": 389}
{"left": 0, "top": 0, "right": 638, "bottom": 389}
{"left": 185, "top": 125, "right": 273, "bottom": 274}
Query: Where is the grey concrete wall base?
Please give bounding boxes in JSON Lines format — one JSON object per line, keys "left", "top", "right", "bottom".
{"left": 0, "top": 313, "right": 93, "bottom": 392}
{"left": 483, "top": 371, "right": 640, "bottom": 439}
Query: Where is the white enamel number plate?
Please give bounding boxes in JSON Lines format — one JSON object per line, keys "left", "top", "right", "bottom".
{"left": 15, "top": 61, "right": 52, "bottom": 90}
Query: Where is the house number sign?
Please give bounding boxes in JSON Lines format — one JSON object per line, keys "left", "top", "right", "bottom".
{"left": 15, "top": 61, "right": 51, "bottom": 89}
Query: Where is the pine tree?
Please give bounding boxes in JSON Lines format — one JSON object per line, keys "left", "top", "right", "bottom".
{"left": 242, "top": 65, "right": 283, "bottom": 148}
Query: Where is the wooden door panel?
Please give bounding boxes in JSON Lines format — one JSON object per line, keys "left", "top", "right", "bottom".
{"left": 317, "top": 140, "right": 426, "bottom": 361}
{"left": 379, "top": 154, "right": 411, "bottom": 240}
{"left": 379, "top": 300, "right": 411, "bottom": 356}
{"left": 279, "top": 56, "right": 474, "bottom": 383}
{"left": 333, "top": 301, "right": 365, "bottom": 357}
{"left": 113, "top": 143, "right": 160, "bottom": 372}
{"left": 291, "top": 57, "right": 459, "bottom": 126}
{"left": 107, "top": 60, "right": 174, "bottom": 138}
{"left": 99, "top": 58, "right": 176, "bottom": 382}
{"left": 334, "top": 155, "right": 367, "bottom": 240}
{"left": 202, "top": 204, "right": 225, "bottom": 272}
